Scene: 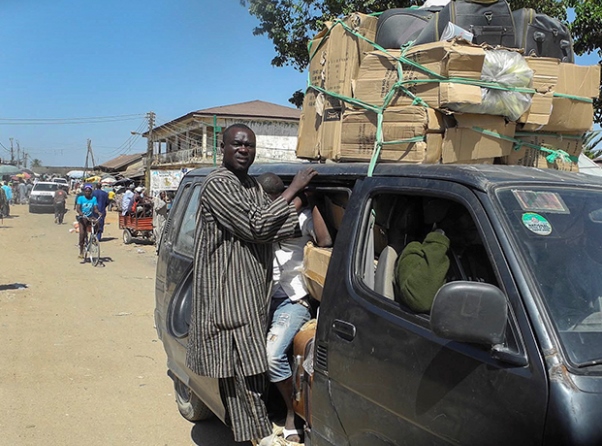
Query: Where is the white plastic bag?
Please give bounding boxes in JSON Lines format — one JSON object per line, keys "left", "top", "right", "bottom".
{"left": 449, "top": 49, "right": 534, "bottom": 121}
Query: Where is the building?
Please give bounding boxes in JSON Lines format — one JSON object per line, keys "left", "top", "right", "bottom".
{"left": 97, "top": 153, "right": 145, "bottom": 179}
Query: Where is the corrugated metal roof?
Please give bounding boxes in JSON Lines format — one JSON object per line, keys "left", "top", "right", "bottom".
{"left": 98, "top": 153, "right": 144, "bottom": 171}
{"left": 193, "top": 100, "right": 301, "bottom": 120}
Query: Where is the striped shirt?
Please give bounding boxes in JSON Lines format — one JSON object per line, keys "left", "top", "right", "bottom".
{"left": 186, "top": 167, "right": 299, "bottom": 378}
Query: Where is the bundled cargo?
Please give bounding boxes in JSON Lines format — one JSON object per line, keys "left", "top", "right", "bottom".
{"left": 296, "top": 4, "right": 600, "bottom": 172}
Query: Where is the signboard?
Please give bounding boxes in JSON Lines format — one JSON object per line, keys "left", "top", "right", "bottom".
{"left": 150, "top": 169, "right": 185, "bottom": 195}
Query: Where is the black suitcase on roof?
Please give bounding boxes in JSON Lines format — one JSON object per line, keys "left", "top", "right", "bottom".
{"left": 375, "top": 7, "right": 442, "bottom": 49}
{"left": 413, "top": 0, "right": 515, "bottom": 47}
{"left": 513, "top": 8, "right": 574, "bottom": 62}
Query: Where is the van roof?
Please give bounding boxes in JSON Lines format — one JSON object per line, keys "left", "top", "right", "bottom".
{"left": 184, "top": 163, "right": 602, "bottom": 193}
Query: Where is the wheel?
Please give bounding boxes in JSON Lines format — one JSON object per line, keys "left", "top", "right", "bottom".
{"left": 174, "top": 377, "right": 214, "bottom": 422}
{"left": 123, "top": 229, "right": 133, "bottom": 244}
{"left": 29, "top": 206, "right": 37, "bottom": 214}
{"left": 88, "top": 237, "right": 101, "bottom": 266}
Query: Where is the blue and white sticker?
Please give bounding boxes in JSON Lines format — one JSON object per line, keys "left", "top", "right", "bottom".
{"left": 522, "top": 213, "right": 552, "bottom": 235}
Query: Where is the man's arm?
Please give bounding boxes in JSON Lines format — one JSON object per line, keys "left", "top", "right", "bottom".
{"left": 204, "top": 177, "right": 298, "bottom": 244}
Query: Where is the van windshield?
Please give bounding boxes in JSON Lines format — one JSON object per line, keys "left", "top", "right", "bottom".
{"left": 497, "top": 186, "right": 602, "bottom": 368}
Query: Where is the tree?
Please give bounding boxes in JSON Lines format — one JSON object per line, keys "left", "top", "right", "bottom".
{"left": 31, "top": 159, "right": 42, "bottom": 168}
{"left": 243, "top": 0, "right": 602, "bottom": 117}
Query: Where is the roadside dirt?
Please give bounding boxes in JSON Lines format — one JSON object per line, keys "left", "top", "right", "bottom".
{"left": 0, "top": 204, "right": 241, "bottom": 446}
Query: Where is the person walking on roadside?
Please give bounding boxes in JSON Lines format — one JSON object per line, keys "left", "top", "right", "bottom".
{"left": 1, "top": 182, "right": 12, "bottom": 215}
{"left": 186, "top": 123, "right": 317, "bottom": 445}
{"left": 75, "top": 184, "right": 99, "bottom": 259}
{"left": 152, "top": 191, "right": 168, "bottom": 246}
{"left": 53, "top": 185, "right": 68, "bottom": 224}
{"left": 17, "top": 181, "right": 27, "bottom": 205}
{"left": 93, "top": 183, "right": 109, "bottom": 241}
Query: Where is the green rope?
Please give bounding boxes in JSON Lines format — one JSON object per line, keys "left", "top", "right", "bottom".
{"left": 473, "top": 126, "right": 579, "bottom": 164}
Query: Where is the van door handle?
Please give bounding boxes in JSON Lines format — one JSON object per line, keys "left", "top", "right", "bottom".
{"left": 332, "top": 320, "right": 356, "bottom": 342}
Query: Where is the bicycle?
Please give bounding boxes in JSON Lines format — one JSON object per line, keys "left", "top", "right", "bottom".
{"left": 81, "top": 215, "right": 102, "bottom": 266}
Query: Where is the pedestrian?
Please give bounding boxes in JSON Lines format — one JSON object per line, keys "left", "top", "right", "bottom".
{"left": 18, "top": 180, "right": 27, "bottom": 205}
{"left": 93, "top": 183, "right": 109, "bottom": 241}
{"left": 53, "top": 185, "right": 68, "bottom": 224}
{"left": 2, "top": 182, "right": 13, "bottom": 212}
{"left": 0, "top": 184, "right": 8, "bottom": 219}
{"left": 186, "top": 123, "right": 317, "bottom": 445}
{"left": 26, "top": 180, "right": 33, "bottom": 201}
{"left": 107, "top": 187, "right": 116, "bottom": 211}
{"left": 152, "top": 191, "right": 168, "bottom": 245}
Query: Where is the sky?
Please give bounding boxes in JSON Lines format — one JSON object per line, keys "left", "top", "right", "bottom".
{"left": 0, "top": 1, "right": 599, "bottom": 168}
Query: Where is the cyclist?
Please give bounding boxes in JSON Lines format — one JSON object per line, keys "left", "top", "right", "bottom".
{"left": 76, "top": 184, "right": 99, "bottom": 258}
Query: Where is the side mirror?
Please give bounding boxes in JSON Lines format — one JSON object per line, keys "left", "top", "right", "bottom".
{"left": 430, "top": 281, "right": 508, "bottom": 346}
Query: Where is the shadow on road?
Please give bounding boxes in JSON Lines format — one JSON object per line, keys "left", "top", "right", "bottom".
{"left": 190, "top": 418, "right": 253, "bottom": 446}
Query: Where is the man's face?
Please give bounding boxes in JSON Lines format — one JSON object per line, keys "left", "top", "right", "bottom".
{"left": 221, "top": 128, "right": 256, "bottom": 174}
{"left": 84, "top": 188, "right": 92, "bottom": 198}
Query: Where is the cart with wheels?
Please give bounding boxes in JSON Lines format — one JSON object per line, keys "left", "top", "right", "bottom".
{"left": 119, "top": 214, "right": 156, "bottom": 245}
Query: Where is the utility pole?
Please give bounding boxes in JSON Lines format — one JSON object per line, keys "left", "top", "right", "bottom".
{"left": 16, "top": 141, "right": 21, "bottom": 167}
{"left": 9, "top": 138, "right": 14, "bottom": 164}
{"left": 84, "top": 139, "right": 97, "bottom": 178}
{"left": 145, "top": 111, "right": 156, "bottom": 189}
{"left": 23, "top": 152, "right": 28, "bottom": 169}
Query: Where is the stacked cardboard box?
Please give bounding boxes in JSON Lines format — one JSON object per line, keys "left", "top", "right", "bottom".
{"left": 296, "top": 14, "right": 601, "bottom": 170}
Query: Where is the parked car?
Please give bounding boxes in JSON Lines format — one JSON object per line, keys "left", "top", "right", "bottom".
{"left": 51, "top": 177, "right": 69, "bottom": 188}
{"left": 155, "top": 162, "right": 602, "bottom": 445}
{"left": 29, "top": 181, "right": 60, "bottom": 213}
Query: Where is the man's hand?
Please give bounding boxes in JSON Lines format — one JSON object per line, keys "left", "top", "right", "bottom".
{"left": 281, "top": 167, "right": 317, "bottom": 203}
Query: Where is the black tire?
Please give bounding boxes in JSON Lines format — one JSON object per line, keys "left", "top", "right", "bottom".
{"left": 174, "top": 377, "right": 214, "bottom": 422}
{"left": 123, "top": 229, "right": 133, "bottom": 245}
{"left": 28, "top": 206, "right": 36, "bottom": 214}
{"left": 88, "top": 237, "right": 101, "bottom": 266}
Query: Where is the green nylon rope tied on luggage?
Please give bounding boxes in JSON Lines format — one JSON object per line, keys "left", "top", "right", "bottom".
{"left": 305, "top": 16, "right": 590, "bottom": 176}
{"left": 473, "top": 127, "right": 579, "bottom": 164}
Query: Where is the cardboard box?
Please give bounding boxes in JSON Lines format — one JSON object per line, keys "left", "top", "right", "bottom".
{"left": 442, "top": 114, "right": 516, "bottom": 163}
{"left": 523, "top": 63, "right": 600, "bottom": 132}
{"left": 518, "top": 57, "right": 560, "bottom": 126}
{"left": 502, "top": 132, "right": 582, "bottom": 171}
{"left": 323, "top": 13, "right": 378, "bottom": 98}
{"left": 296, "top": 89, "right": 323, "bottom": 159}
{"left": 325, "top": 106, "right": 445, "bottom": 162}
{"left": 353, "top": 42, "right": 484, "bottom": 109}
{"left": 303, "top": 242, "right": 333, "bottom": 302}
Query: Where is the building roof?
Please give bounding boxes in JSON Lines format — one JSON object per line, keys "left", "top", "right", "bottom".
{"left": 98, "top": 153, "right": 144, "bottom": 171}
{"left": 193, "top": 100, "right": 301, "bottom": 121}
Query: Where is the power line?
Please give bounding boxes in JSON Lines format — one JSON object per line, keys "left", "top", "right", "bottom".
{"left": 0, "top": 113, "right": 146, "bottom": 124}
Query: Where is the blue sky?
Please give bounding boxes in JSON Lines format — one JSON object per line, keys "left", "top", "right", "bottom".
{"left": 0, "top": 1, "right": 599, "bottom": 167}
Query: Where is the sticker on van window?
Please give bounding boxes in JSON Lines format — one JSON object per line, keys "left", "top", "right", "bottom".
{"left": 522, "top": 213, "right": 553, "bottom": 235}
{"left": 512, "top": 190, "right": 569, "bottom": 214}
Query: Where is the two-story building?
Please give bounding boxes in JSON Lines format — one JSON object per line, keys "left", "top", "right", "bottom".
{"left": 145, "top": 100, "right": 302, "bottom": 193}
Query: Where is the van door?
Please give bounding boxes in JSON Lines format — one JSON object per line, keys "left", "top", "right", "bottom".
{"left": 311, "top": 176, "right": 548, "bottom": 446}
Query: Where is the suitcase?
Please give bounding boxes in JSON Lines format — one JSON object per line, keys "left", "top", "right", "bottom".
{"left": 414, "top": 0, "right": 515, "bottom": 47}
{"left": 375, "top": 7, "right": 442, "bottom": 49}
{"left": 292, "top": 320, "right": 316, "bottom": 421}
{"left": 513, "top": 8, "right": 574, "bottom": 62}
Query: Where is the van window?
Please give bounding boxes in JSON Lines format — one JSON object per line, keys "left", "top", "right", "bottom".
{"left": 173, "top": 184, "right": 202, "bottom": 257}
{"left": 360, "top": 193, "right": 498, "bottom": 314}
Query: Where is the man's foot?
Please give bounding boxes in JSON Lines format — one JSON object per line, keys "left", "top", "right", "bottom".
{"left": 78, "top": 249, "right": 84, "bottom": 259}
{"left": 282, "top": 427, "right": 304, "bottom": 443}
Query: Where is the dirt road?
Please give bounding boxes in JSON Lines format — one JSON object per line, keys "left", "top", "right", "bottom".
{"left": 0, "top": 205, "right": 241, "bottom": 446}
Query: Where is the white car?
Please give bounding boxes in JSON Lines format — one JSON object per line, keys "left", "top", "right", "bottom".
{"left": 52, "top": 177, "right": 69, "bottom": 187}
{"left": 29, "top": 182, "right": 61, "bottom": 213}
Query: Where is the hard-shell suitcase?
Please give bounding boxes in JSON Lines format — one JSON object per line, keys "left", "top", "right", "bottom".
{"left": 375, "top": 7, "right": 442, "bottom": 49}
{"left": 413, "top": 0, "right": 515, "bottom": 47}
{"left": 513, "top": 8, "right": 574, "bottom": 62}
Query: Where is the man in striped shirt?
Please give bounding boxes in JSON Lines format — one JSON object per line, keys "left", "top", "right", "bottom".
{"left": 186, "top": 123, "right": 317, "bottom": 444}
